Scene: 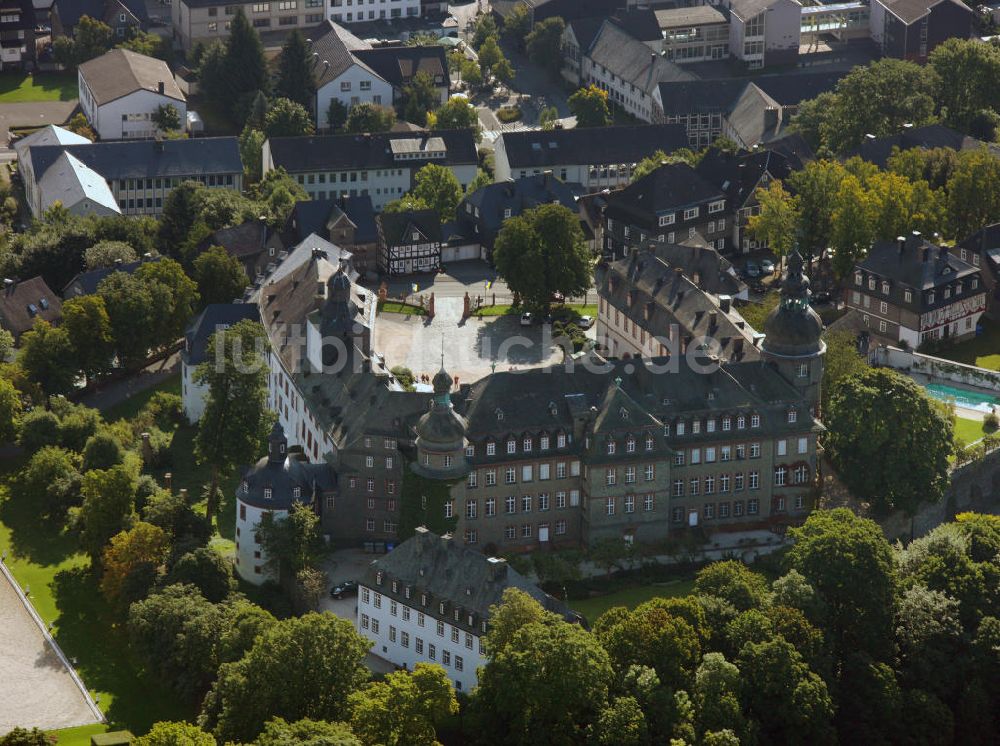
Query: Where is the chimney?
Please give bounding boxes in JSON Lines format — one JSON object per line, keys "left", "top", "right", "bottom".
{"left": 179, "top": 488, "right": 189, "bottom": 503}
{"left": 164, "top": 472, "right": 172, "bottom": 491}
{"left": 897, "top": 235, "right": 906, "bottom": 255}
{"left": 542, "top": 169, "right": 552, "bottom": 186}
{"left": 922, "top": 246, "right": 930, "bottom": 263}
{"left": 709, "top": 310, "right": 718, "bottom": 333}
{"left": 719, "top": 294, "right": 731, "bottom": 313}
{"left": 487, "top": 556, "right": 508, "bottom": 582}
{"left": 157, "top": 81, "right": 165, "bottom": 94}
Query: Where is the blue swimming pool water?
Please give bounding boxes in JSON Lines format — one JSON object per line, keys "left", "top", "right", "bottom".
{"left": 924, "top": 382, "right": 1000, "bottom": 413}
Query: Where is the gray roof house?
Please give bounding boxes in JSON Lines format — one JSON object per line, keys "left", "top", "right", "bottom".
{"left": 0, "top": 276, "right": 63, "bottom": 341}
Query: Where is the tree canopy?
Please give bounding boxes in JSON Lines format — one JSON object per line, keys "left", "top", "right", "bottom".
{"left": 569, "top": 85, "right": 612, "bottom": 128}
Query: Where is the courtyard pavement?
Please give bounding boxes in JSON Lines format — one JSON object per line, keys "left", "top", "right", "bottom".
{"left": 375, "top": 295, "right": 564, "bottom": 383}
{"left": 0, "top": 101, "right": 77, "bottom": 150}
{"left": 0, "top": 565, "right": 102, "bottom": 733}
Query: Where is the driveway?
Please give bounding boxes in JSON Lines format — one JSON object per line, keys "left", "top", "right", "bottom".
{"left": 0, "top": 101, "right": 77, "bottom": 149}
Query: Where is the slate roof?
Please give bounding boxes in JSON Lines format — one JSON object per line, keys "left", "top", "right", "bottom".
{"left": 648, "top": 241, "right": 747, "bottom": 298}
{"left": 752, "top": 70, "right": 845, "bottom": 106}
{"left": 284, "top": 196, "right": 377, "bottom": 245}
{"left": 858, "top": 234, "right": 980, "bottom": 292}
{"left": 63, "top": 255, "right": 160, "bottom": 297}
{"left": 78, "top": 49, "right": 184, "bottom": 106}
{"left": 656, "top": 78, "right": 747, "bottom": 116}
{"left": 457, "top": 172, "right": 578, "bottom": 248}
{"left": 597, "top": 249, "right": 760, "bottom": 362}
{"left": 376, "top": 209, "right": 442, "bottom": 245}
{"left": 730, "top": 0, "right": 794, "bottom": 21}
{"left": 362, "top": 527, "right": 576, "bottom": 626}
{"left": 695, "top": 147, "right": 794, "bottom": 209}
{"left": 53, "top": 0, "right": 145, "bottom": 27}
{"left": 37, "top": 150, "right": 120, "bottom": 214}
{"left": 12, "top": 125, "right": 89, "bottom": 161}
{"left": 183, "top": 302, "right": 261, "bottom": 366}
{"left": 566, "top": 15, "right": 604, "bottom": 50}
{"left": 307, "top": 20, "right": 374, "bottom": 88}
{"left": 29, "top": 137, "right": 243, "bottom": 182}
{"left": 266, "top": 130, "right": 478, "bottom": 173}
{"left": 608, "top": 8, "right": 662, "bottom": 41}
{"left": 0, "top": 276, "right": 63, "bottom": 339}
{"left": 354, "top": 45, "right": 449, "bottom": 89}
{"left": 499, "top": 124, "right": 689, "bottom": 169}
{"left": 603, "top": 162, "right": 725, "bottom": 223}
{"left": 587, "top": 21, "right": 694, "bottom": 94}
{"left": 850, "top": 123, "right": 1000, "bottom": 168}
{"left": 239, "top": 424, "right": 336, "bottom": 510}
{"left": 879, "top": 0, "right": 970, "bottom": 24}
{"left": 957, "top": 223, "right": 1000, "bottom": 283}
{"left": 200, "top": 220, "right": 274, "bottom": 259}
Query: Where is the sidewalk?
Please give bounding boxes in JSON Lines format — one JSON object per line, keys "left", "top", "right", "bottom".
{"left": 76, "top": 352, "right": 180, "bottom": 414}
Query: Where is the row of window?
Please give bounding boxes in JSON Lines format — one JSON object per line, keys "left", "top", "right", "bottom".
{"left": 331, "top": 8, "right": 413, "bottom": 21}
{"left": 449, "top": 491, "right": 583, "bottom": 519}
{"left": 854, "top": 270, "right": 979, "bottom": 304}
{"left": 360, "top": 615, "right": 476, "bottom": 666}
{"left": 297, "top": 169, "right": 405, "bottom": 186}
{"left": 467, "top": 461, "right": 581, "bottom": 487}
{"left": 601, "top": 494, "right": 657, "bottom": 515}
{"left": 363, "top": 585, "right": 483, "bottom": 630}
{"left": 475, "top": 431, "right": 571, "bottom": 455}
{"left": 603, "top": 464, "right": 657, "bottom": 484}
{"left": 116, "top": 174, "right": 234, "bottom": 191}
{"left": 668, "top": 464, "right": 810, "bottom": 496}
{"left": 499, "top": 521, "right": 567, "bottom": 540}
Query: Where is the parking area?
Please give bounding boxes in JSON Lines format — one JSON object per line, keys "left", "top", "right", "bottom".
{"left": 0, "top": 567, "right": 102, "bottom": 733}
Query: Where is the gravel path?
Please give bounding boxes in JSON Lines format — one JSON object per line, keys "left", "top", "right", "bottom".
{"left": 0, "top": 569, "right": 102, "bottom": 734}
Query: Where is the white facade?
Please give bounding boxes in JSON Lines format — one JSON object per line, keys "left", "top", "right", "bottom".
{"left": 315, "top": 65, "right": 393, "bottom": 129}
{"left": 357, "top": 583, "right": 486, "bottom": 692}
{"left": 580, "top": 56, "right": 656, "bottom": 123}
{"left": 78, "top": 76, "right": 188, "bottom": 141}
{"left": 235, "top": 497, "right": 286, "bottom": 584}
{"left": 110, "top": 171, "right": 242, "bottom": 215}
{"left": 492, "top": 140, "right": 639, "bottom": 191}
{"left": 181, "top": 360, "right": 209, "bottom": 424}
{"left": 328, "top": 0, "right": 420, "bottom": 24}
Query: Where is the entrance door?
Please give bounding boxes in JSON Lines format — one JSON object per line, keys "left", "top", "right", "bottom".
{"left": 539, "top": 525, "right": 550, "bottom": 542}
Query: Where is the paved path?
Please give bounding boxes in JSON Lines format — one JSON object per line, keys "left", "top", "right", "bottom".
{"left": 0, "top": 565, "right": 102, "bottom": 733}
{"left": 76, "top": 352, "right": 180, "bottom": 414}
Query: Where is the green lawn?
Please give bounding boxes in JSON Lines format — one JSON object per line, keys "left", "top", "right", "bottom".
{"left": 935, "top": 319, "right": 1000, "bottom": 371}
{"left": 570, "top": 578, "right": 696, "bottom": 623}
{"left": 104, "top": 373, "right": 183, "bottom": 423}
{"left": 474, "top": 303, "right": 598, "bottom": 319}
{"left": 379, "top": 301, "right": 427, "bottom": 316}
{"left": 955, "top": 416, "right": 988, "bottom": 445}
{"left": 0, "top": 73, "right": 78, "bottom": 102}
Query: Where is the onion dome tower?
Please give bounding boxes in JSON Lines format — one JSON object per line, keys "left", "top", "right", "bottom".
{"left": 413, "top": 357, "right": 469, "bottom": 479}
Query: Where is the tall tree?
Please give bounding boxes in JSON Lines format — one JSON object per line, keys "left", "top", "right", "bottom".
{"left": 0, "top": 377, "right": 21, "bottom": 445}
{"left": 787, "top": 509, "right": 897, "bottom": 664}
{"left": 254, "top": 502, "right": 327, "bottom": 580}
{"left": 136, "top": 258, "right": 200, "bottom": 346}
{"left": 98, "top": 271, "right": 168, "bottom": 369}
{"left": 348, "top": 664, "right": 458, "bottom": 746}
{"left": 344, "top": 103, "right": 396, "bottom": 133}
{"left": 525, "top": 17, "right": 565, "bottom": 76}
{"left": 502, "top": 3, "right": 531, "bottom": 43}
{"left": 276, "top": 30, "right": 316, "bottom": 109}
{"left": 402, "top": 71, "right": 439, "bottom": 127}
{"left": 829, "top": 174, "right": 875, "bottom": 278}
{"left": 19, "top": 446, "right": 80, "bottom": 521}
{"left": 239, "top": 126, "right": 266, "bottom": 183}
{"left": 264, "top": 97, "right": 315, "bottom": 138}
{"left": 62, "top": 295, "right": 114, "bottom": 384}
{"left": 327, "top": 98, "right": 349, "bottom": 131}
{"left": 255, "top": 718, "right": 359, "bottom": 746}
{"left": 695, "top": 560, "right": 771, "bottom": 612}
{"left": 166, "top": 546, "right": 236, "bottom": 603}
{"left": 222, "top": 9, "right": 268, "bottom": 111}
{"left": 151, "top": 103, "right": 182, "bottom": 133}
{"left": 19, "top": 320, "right": 77, "bottom": 396}
{"left": 945, "top": 147, "right": 1000, "bottom": 240}
{"left": 787, "top": 159, "right": 846, "bottom": 261}
{"left": 84, "top": 240, "right": 138, "bottom": 270}
{"left": 131, "top": 722, "right": 216, "bottom": 746}
{"left": 199, "top": 613, "right": 371, "bottom": 743}
{"left": 493, "top": 203, "right": 592, "bottom": 311}
{"left": 78, "top": 464, "right": 139, "bottom": 566}
{"left": 928, "top": 39, "right": 1000, "bottom": 132}
{"left": 410, "top": 163, "right": 464, "bottom": 223}
{"left": 99, "top": 521, "right": 170, "bottom": 606}
{"left": 194, "top": 319, "right": 271, "bottom": 526}
{"left": 193, "top": 246, "right": 249, "bottom": 307}
{"left": 747, "top": 180, "right": 799, "bottom": 263}
{"left": 825, "top": 368, "right": 952, "bottom": 515}
{"left": 432, "top": 97, "right": 479, "bottom": 135}
{"left": 568, "top": 85, "right": 612, "bottom": 128}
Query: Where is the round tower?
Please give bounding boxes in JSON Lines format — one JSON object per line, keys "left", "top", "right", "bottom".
{"left": 413, "top": 364, "right": 469, "bottom": 479}
{"left": 761, "top": 250, "right": 826, "bottom": 416}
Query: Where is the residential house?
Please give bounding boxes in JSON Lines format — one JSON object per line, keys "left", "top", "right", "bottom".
{"left": 0, "top": 0, "right": 34, "bottom": 70}
{"left": 0, "top": 276, "right": 63, "bottom": 341}
{"left": 601, "top": 161, "right": 731, "bottom": 256}
{"left": 51, "top": 0, "right": 146, "bottom": 39}
{"left": 25, "top": 137, "right": 243, "bottom": 218}
{"left": 262, "top": 130, "right": 478, "bottom": 210}
{"left": 309, "top": 21, "right": 393, "bottom": 128}
{"left": 695, "top": 145, "right": 798, "bottom": 254}
{"left": 182, "top": 302, "right": 261, "bottom": 423}
{"left": 954, "top": 224, "right": 1000, "bottom": 320}
{"left": 170, "top": 0, "right": 327, "bottom": 50}
{"left": 653, "top": 78, "right": 747, "bottom": 147}
{"left": 62, "top": 253, "right": 160, "bottom": 298}
{"left": 869, "top": 0, "right": 972, "bottom": 62}
{"left": 78, "top": 49, "right": 187, "bottom": 140}
{"left": 30, "top": 150, "right": 120, "bottom": 217}
{"left": 376, "top": 209, "right": 442, "bottom": 275}
{"left": 328, "top": 0, "right": 420, "bottom": 24}
{"left": 560, "top": 16, "right": 604, "bottom": 87}
{"left": 357, "top": 527, "right": 576, "bottom": 691}
{"left": 492, "top": 123, "right": 689, "bottom": 190}
{"left": 596, "top": 246, "right": 759, "bottom": 361}
{"left": 354, "top": 44, "right": 449, "bottom": 107}
{"left": 455, "top": 172, "right": 579, "bottom": 258}
{"left": 284, "top": 196, "right": 378, "bottom": 275}
{"left": 577, "top": 19, "right": 694, "bottom": 122}
{"left": 845, "top": 231, "right": 985, "bottom": 347}
{"left": 725, "top": 0, "right": 802, "bottom": 70}
{"left": 657, "top": 6, "right": 730, "bottom": 63}
{"left": 197, "top": 220, "right": 284, "bottom": 282}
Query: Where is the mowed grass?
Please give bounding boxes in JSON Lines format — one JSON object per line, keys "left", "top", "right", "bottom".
{"left": 570, "top": 578, "right": 696, "bottom": 624}
{"left": 936, "top": 319, "right": 1000, "bottom": 371}
{"left": 955, "top": 416, "right": 989, "bottom": 445}
{"left": 0, "top": 73, "right": 78, "bottom": 102}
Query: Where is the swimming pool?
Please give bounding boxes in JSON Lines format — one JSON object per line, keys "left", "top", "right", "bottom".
{"left": 924, "top": 382, "right": 1000, "bottom": 413}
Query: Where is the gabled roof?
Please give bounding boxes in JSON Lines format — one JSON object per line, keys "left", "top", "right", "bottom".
{"left": 499, "top": 124, "right": 689, "bottom": 169}
{"left": 566, "top": 16, "right": 604, "bottom": 50}
{"left": 592, "top": 381, "right": 662, "bottom": 434}
{"left": 183, "top": 303, "right": 261, "bottom": 366}
{"left": 586, "top": 21, "right": 694, "bottom": 95}
{"left": 306, "top": 20, "right": 376, "bottom": 88}
{"left": 730, "top": 0, "right": 800, "bottom": 22}
{"left": 604, "top": 162, "right": 725, "bottom": 222}
{"left": 200, "top": 220, "right": 274, "bottom": 259}
{"left": 63, "top": 254, "right": 160, "bottom": 297}
{"left": 878, "top": 0, "right": 971, "bottom": 24}
{"left": 353, "top": 45, "right": 449, "bottom": 89}
{"left": 695, "top": 146, "right": 794, "bottom": 209}
{"left": 284, "top": 196, "right": 377, "bottom": 246}
{"left": 649, "top": 240, "right": 747, "bottom": 298}
{"left": 37, "top": 150, "right": 120, "bottom": 215}
{"left": 0, "top": 0, "right": 35, "bottom": 30}
{"left": 12, "top": 125, "right": 89, "bottom": 161}
{"left": 0, "top": 276, "right": 63, "bottom": 339}
{"left": 608, "top": 8, "right": 662, "bottom": 42}
{"left": 78, "top": 49, "right": 184, "bottom": 106}
{"left": 29, "top": 137, "right": 243, "bottom": 182}
{"left": 858, "top": 234, "right": 980, "bottom": 291}
{"left": 376, "top": 209, "right": 442, "bottom": 245}
{"left": 458, "top": 172, "right": 578, "bottom": 248}
{"left": 958, "top": 223, "right": 1000, "bottom": 282}
{"left": 656, "top": 78, "right": 747, "bottom": 116}
{"left": 266, "top": 130, "right": 478, "bottom": 173}
{"left": 52, "top": 0, "right": 141, "bottom": 27}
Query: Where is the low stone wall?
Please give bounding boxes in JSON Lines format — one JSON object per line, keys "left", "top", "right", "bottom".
{"left": 873, "top": 345, "right": 1000, "bottom": 390}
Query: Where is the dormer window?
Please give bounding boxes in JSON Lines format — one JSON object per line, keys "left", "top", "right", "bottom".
{"left": 692, "top": 420, "right": 701, "bottom": 434}
{"left": 523, "top": 437, "right": 532, "bottom": 452}
{"left": 454, "top": 608, "right": 460, "bottom": 621}
{"left": 626, "top": 436, "right": 636, "bottom": 453}
{"left": 868, "top": 277, "right": 876, "bottom": 290}
{"left": 280, "top": 443, "right": 286, "bottom": 454}
{"left": 439, "top": 602, "right": 445, "bottom": 614}
{"left": 751, "top": 414, "right": 761, "bottom": 428}
{"left": 377, "top": 571, "right": 384, "bottom": 586}
{"left": 241, "top": 480, "right": 249, "bottom": 494}
{"left": 392, "top": 580, "right": 398, "bottom": 593}
{"left": 422, "top": 593, "right": 427, "bottom": 605}
{"left": 507, "top": 439, "right": 516, "bottom": 454}
{"left": 496, "top": 408, "right": 504, "bottom": 421}
{"left": 928, "top": 291, "right": 935, "bottom": 304}
{"left": 972, "top": 278, "right": 979, "bottom": 289}
{"left": 676, "top": 421, "right": 686, "bottom": 436}
{"left": 607, "top": 440, "right": 616, "bottom": 455}
{"left": 557, "top": 433, "right": 566, "bottom": 448}
{"left": 263, "top": 487, "right": 272, "bottom": 500}
{"left": 855, "top": 272, "right": 862, "bottom": 286}
{"left": 645, "top": 434, "right": 654, "bottom": 450}
{"left": 486, "top": 441, "right": 496, "bottom": 456}
{"left": 405, "top": 586, "right": 411, "bottom": 599}
{"left": 904, "top": 289, "right": 913, "bottom": 303}
{"left": 292, "top": 487, "right": 301, "bottom": 498}
{"left": 540, "top": 435, "right": 549, "bottom": 450}
{"left": 788, "top": 410, "right": 797, "bottom": 423}
{"left": 658, "top": 213, "right": 675, "bottom": 226}
{"left": 882, "top": 281, "right": 889, "bottom": 295}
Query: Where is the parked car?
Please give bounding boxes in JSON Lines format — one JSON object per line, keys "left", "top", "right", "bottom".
{"left": 330, "top": 581, "right": 358, "bottom": 599}
{"left": 577, "top": 315, "right": 594, "bottom": 329}
{"left": 760, "top": 258, "right": 775, "bottom": 274}
{"left": 744, "top": 260, "right": 761, "bottom": 278}
{"left": 520, "top": 312, "right": 533, "bottom": 326}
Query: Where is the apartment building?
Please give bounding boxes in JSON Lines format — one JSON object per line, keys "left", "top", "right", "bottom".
{"left": 0, "top": 0, "right": 34, "bottom": 70}
{"left": 171, "top": 0, "right": 326, "bottom": 49}
{"left": 262, "top": 130, "right": 478, "bottom": 210}
{"left": 869, "top": 0, "right": 972, "bottom": 62}
{"left": 657, "top": 6, "right": 729, "bottom": 63}
{"left": 328, "top": 0, "right": 420, "bottom": 24}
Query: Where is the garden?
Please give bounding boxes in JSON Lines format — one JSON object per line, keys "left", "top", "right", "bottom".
{"left": 0, "top": 73, "right": 78, "bottom": 103}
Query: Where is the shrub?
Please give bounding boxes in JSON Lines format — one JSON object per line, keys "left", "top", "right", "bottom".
{"left": 984, "top": 411, "right": 999, "bottom": 433}
{"left": 82, "top": 429, "right": 127, "bottom": 472}
{"left": 497, "top": 105, "right": 522, "bottom": 123}
{"left": 17, "top": 409, "right": 61, "bottom": 452}
{"left": 144, "top": 392, "right": 184, "bottom": 429}
{"left": 58, "top": 406, "right": 103, "bottom": 452}
{"left": 141, "top": 426, "right": 175, "bottom": 469}
{"left": 390, "top": 366, "right": 415, "bottom": 391}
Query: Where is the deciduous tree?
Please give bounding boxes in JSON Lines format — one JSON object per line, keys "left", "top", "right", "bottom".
{"left": 19, "top": 320, "right": 77, "bottom": 396}
{"left": 410, "top": 163, "right": 464, "bottom": 222}
{"left": 349, "top": 664, "right": 457, "bottom": 746}
{"left": 20, "top": 446, "right": 80, "bottom": 521}
{"left": 254, "top": 718, "right": 359, "bottom": 746}
{"left": 402, "top": 71, "right": 439, "bottom": 127}
{"left": 193, "top": 246, "right": 249, "bottom": 307}
{"left": 568, "top": 85, "right": 612, "bottom": 128}
{"left": 100, "top": 521, "right": 169, "bottom": 605}
{"left": 432, "top": 97, "right": 479, "bottom": 135}
{"left": 62, "top": 295, "right": 114, "bottom": 384}
{"left": 264, "top": 97, "right": 315, "bottom": 137}
{"left": 78, "top": 463, "right": 139, "bottom": 566}
{"left": 526, "top": 17, "right": 565, "bottom": 76}
{"left": 748, "top": 180, "right": 799, "bottom": 261}
{"left": 131, "top": 722, "right": 216, "bottom": 746}
{"left": 344, "top": 103, "right": 396, "bottom": 133}
{"left": 152, "top": 103, "right": 182, "bottom": 133}
{"left": 945, "top": 147, "right": 1000, "bottom": 240}
{"left": 254, "top": 502, "right": 327, "bottom": 580}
